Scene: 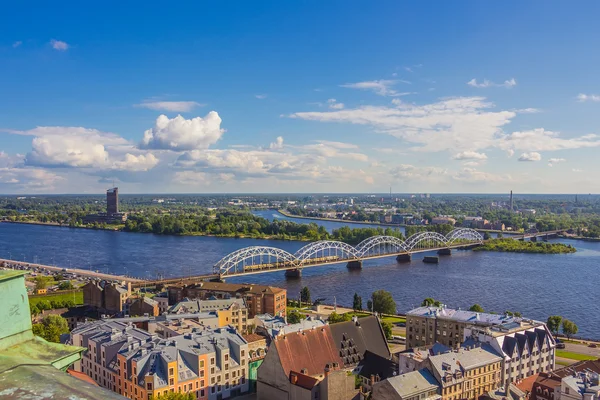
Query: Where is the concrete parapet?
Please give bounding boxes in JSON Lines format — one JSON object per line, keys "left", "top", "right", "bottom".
{"left": 346, "top": 260, "right": 363, "bottom": 269}
{"left": 437, "top": 248, "right": 452, "bottom": 256}
{"left": 396, "top": 254, "right": 412, "bottom": 262}
{"left": 285, "top": 269, "right": 302, "bottom": 278}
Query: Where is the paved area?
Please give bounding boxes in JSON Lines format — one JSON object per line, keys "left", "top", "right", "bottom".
{"left": 564, "top": 342, "right": 600, "bottom": 357}
{"left": 0, "top": 259, "right": 143, "bottom": 282}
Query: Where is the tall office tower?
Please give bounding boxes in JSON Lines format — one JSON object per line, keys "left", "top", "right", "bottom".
{"left": 107, "top": 187, "right": 119, "bottom": 214}
{"left": 509, "top": 190, "right": 513, "bottom": 212}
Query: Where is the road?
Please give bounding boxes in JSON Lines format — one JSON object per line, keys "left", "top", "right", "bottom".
{"left": 0, "top": 259, "right": 144, "bottom": 283}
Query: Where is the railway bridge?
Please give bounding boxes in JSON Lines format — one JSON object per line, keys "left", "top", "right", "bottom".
{"left": 212, "top": 228, "right": 484, "bottom": 279}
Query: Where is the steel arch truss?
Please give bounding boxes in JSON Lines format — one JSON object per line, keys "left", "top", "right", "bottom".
{"left": 445, "top": 228, "right": 484, "bottom": 244}
{"left": 355, "top": 236, "right": 408, "bottom": 257}
{"left": 214, "top": 246, "right": 298, "bottom": 276}
{"left": 294, "top": 240, "right": 359, "bottom": 264}
{"left": 404, "top": 231, "right": 448, "bottom": 251}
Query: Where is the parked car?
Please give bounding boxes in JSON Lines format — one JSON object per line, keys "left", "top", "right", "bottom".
{"left": 556, "top": 343, "right": 566, "bottom": 349}
{"left": 588, "top": 343, "right": 598, "bottom": 348}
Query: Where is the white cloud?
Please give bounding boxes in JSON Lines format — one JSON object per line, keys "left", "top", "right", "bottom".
{"left": 576, "top": 93, "right": 600, "bottom": 102}
{"left": 547, "top": 158, "right": 566, "bottom": 167}
{"left": 269, "top": 136, "right": 284, "bottom": 149}
{"left": 327, "top": 99, "right": 344, "bottom": 109}
{"left": 255, "top": 94, "right": 267, "bottom": 99}
{"left": 291, "top": 96, "right": 516, "bottom": 153}
{"left": 173, "top": 170, "right": 210, "bottom": 185}
{"left": 452, "top": 151, "right": 488, "bottom": 160}
{"left": 389, "top": 164, "right": 447, "bottom": 182}
{"left": 0, "top": 167, "right": 64, "bottom": 190}
{"left": 340, "top": 80, "right": 407, "bottom": 96}
{"left": 50, "top": 39, "right": 69, "bottom": 51}
{"left": 467, "top": 78, "right": 517, "bottom": 88}
{"left": 135, "top": 101, "right": 204, "bottom": 112}
{"left": 499, "top": 129, "right": 600, "bottom": 152}
{"left": 518, "top": 152, "right": 542, "bottom": 162}
{"left": 572, "top": 168, "right": 584, "bottom": 173}
{"left": 141, "top": 113, "right": 224, "bottom": 151}
{"left": 453, "top": 168, "right": 511, "bottom": 183}
{"left": 4, "top": 125, "right": 159, "bottom": 172}
{"left": 404, "top": 67, "right": 413, "bottom": 73}
{"left": 373, "top": 148, "right": 395, "bottom": 154}
{"left": 462, "top": 161, "right": 481, "bottom": 167}
{"left": 12, "top": 41, "right": 22, "bottom": 48}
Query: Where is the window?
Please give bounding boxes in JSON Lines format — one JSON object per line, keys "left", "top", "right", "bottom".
{"left": 169, "top": 368, "right": 174, "bottom": 376}
{"left": 200, "top": 360, "right": 204, "bottom": 368}
{"left": 147, "top": 383, "right": 152, "bottom": 390}
{"left": 241, "top": 350, "right": 245, "bottom": 358}
{"left": 210, "top": 358, "right": 215, "bottom": 365}
{"left": 225, "top": 354, "right": 229, "bottom": 361}
{"left": 169, "top": 378, "right": 174, "bottom": 385}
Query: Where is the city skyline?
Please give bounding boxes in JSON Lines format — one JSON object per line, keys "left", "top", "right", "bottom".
{"left": 2, "top": 2, "right": 600, "bottom": 194}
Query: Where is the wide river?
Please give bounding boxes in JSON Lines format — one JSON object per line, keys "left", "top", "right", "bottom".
{"left": 1, "top": 211, "right": 598, "bottom": 338}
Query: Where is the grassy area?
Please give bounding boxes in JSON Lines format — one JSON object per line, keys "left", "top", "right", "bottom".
{"left": 475, "top": 238, "right": 576, "bottom": 254}
{"left": 381, "top": 315, "right": 406, "bottom": 324}
{"left": 29, "top": 290, "right": 83, "bottom": 307}
{"left": 555, "top": 350, "right": 597, "bottom": 361}
{"left": 556, "top": 360, "right": 572, "bottom": 366}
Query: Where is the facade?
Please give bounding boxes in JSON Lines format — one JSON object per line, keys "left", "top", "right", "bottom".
{"left": 167, "top": 282, "right": 286, "bottom": 318}
{"left": 398, "top": 343, "right": 451, "bottom": 375}
{"left": 465, "top": 320, "right": 556, "bottom": 389}
{"left": 153, "top": 318, "right": 212, "bottom": 338}
{"left": 406, "top": 305, "right": 522, "bottom": 349}
{"left": 428, "top": 345, "right": 503, "bottom": 400}
{"left": 70, "top": 320, "right": 250, "bottom": 399}
{"left": 243, "top": 333, "right": 268, "bottom": 393}
{"left": 328, "top": 315, "right": 391, "bottom": 369}
{"left": 153, "top": 295, "right": 169, "bottom": 314}
{"left": 432, "top": 217, "right": 456, "bottom": 225}
{"left": 128, "top": 296, "right": 159, "bottom": 317}
{"left": 372, "top": 369, "right": 441, "bottom": 400}
{"left": 170, "top": 298, "right": 248, "bottom": 333}
{"left": 83, "top": 281, "right": 131, "bottom": 314}
{"left": 257, "top": 325, "right": 356, "bottom": 400}
{"left": 107, "top": 187, "right": 119, "bottom": 214}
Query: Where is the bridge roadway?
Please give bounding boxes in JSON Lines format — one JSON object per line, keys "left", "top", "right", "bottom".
{"left": 0, "top": 259, "right": 144, "bottom": 283}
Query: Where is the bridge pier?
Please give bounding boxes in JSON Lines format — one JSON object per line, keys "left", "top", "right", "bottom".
{"left": 437, "top": 248, "right": 452, "bottom": 256}
{"left": 285, "top": 269, "right": 302, "bottom": 278}
{"left": 396, "top": 254, "right": 412, "bottom": 263}
{"left": 530, "top": 236, "right": 537, "bottom": 242}
{"left": 346, "top": 260, "right": 363, "bottom": 270}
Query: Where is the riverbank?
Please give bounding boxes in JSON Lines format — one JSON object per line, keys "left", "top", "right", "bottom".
{"left": 474, "top": 238, "right": 577, "bottom": 254}
{"left": 276, "top": 209, "right": 406, "bottom": 227}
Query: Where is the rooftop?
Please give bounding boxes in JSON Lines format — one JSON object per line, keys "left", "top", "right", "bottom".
{"left": 407, "top": 305, "right": 521, "bottom": 326}
{"left": 373, "top": 369, "right": 440, "bottom": 399}
{"left": 172, "top": 281, "right": 285, "bottom": 295}
{"left": 256, "top": 314, "right": 325, "bottom": 337}
{"left": 428, "top": 346, "right": 502, "bottom": 386}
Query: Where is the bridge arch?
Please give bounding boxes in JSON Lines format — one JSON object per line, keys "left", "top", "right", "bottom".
{"left": 213, "top": 246, "right": 298, "bottom": 276}
{"left": 446, "top": 228, "right": 484, "bottom": 244}
{"left": 404, "top": 231, "right": 448, "bottom": 250}
{"left": 294, "top": 240, "right": 359, "bottom": 265}
{"left": 355, "top": 236, "right": 408, "bottom": 257}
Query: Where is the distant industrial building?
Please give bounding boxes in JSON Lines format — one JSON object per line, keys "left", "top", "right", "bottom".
{"left": 83, "top": 187, "right": 127, "bottom": 224}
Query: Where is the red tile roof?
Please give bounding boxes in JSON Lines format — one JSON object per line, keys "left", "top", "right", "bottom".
{"left": 516, "top": 373, "right": 539, "bottom": 393}
{"left": 67, "top": 369, "right": 99, "bottom": 386}
{"left": 243, "top": 333, "right": 267, "bottom": 343}
{"left": 274, "top": 325, "right": 343, "bottom": 377}
{"left": 290, "top": 371, "right": 320, "bottom": 390}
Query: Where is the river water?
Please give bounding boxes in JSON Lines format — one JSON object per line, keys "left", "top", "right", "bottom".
{"left": 1, "top": 215, "right": 598, "bottom": 338}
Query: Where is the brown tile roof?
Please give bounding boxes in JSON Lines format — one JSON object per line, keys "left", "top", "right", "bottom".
{"left": 172, "top": 281, "right": 286, "bottom": 295}
{"left": 243, "top": 333, "right": 267, "bottom": 343}
{"left": 274, "top": 325, "right": 343, "bottom": 377}
{"left": 516, "top": 373, "right": 538, "bottom": 394}
{"left": 290, "top": 371, "right": 320, "bottom": 390}
{"left": 67, "top": 369, "right": 99, "bottom": 386}
{"left": 553, "top": 359, "right": 600, "bottom": 377}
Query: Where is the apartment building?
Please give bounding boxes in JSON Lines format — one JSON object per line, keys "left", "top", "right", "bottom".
{"left": 83, "top": 280, "right": 131, "bottom": 314}
{"left": 465, "top": 319, "right": 556, "bottom": 389}
{"left": 167, "top": 282, "right": 286, "bottom": 318}
{"left": 372, "top": 369, "right": 441, "bottom": 400}
{"left": 170, "top": 298, "right": 249, "bottom": 333}
{"left": 406, "top": 305, "right": 521, "bottom": 349}
{"left": 428, "top": 345, "right": 503, "bottom": 400}
{"left": 70, "top": 320, "right": 249, "bottom": 399}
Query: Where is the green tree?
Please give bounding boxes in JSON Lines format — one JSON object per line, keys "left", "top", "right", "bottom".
{"left": 469, "top": 304, "right": 484, "bottom": 313}
{"left": 36, "top": 300, "right": 51, "bottom": 311}
{"left": 562, "top": 319, "right": 578, "bottom": 339}
{"left": 157, "top": 392, "right": 195, "bottom": 400}
{"left": 32, "top": 315, "right": 69, "bottom": 343}
{"left": 287, "top": 310, "right": 302, "bottom": 324}
{"left": 381, "top": 321, "right": 393, "bottom": 340}
{"left": 367, "top": 300, "right": 373, "bottom": 312}
{"left": 353, "top": 293, "right": 362, "bottom": 311}
{"left": 371, "top": 290, "right": 396, "bottom": 315}
{"left": 328, "top": 312, "right": 352, "bottom": 324}
{"left": 300, "top": 286, "right": 311, "bottom": 306}
{"left": 546, "top": 316, "right": 563, "bottom": 335}
{"left": 483, "top": 232, "right": 492, "bottom": 240}
{"left": 35, "top": 276, "right": 52, "bottom": 290}
{"left": 421, "top": 297, "right": 441, "bottom": 307}
{"left": 58, "top": 281, "right": 74, "bottom": 290}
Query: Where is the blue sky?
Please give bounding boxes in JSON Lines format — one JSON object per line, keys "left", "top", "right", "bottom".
{"left": 1, "top": 1, "right": 600, "bottom": 194}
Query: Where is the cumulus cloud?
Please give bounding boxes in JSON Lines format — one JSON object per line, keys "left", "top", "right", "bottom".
{"left": 518, "top": 152, "right": 542, "bottom": 162}
{"left": 452, "top": 151, "right": 488, "bottom": 160}
{"left": 4, "top": 125, "right": 159, "bottom": 172}
{"left": 173, "top": 170, "right": 210, "bottom": 185}
{"left": 547, "top": 158, "right": 566, "bottom": 167}
{"left": 291, "top": 96, "right": 516, "bottom": 153}
{"left": 135, "top": 101, "right": 204, "bottom": 112}
{"left": 327, "top": 99, "right": 344, "bottom": 109}
{"left": 269, "top": 136, "right": 284, "bottom": 149}
{"left": 498, "top": 129, "right": 600, "bottom": 152}
{"left": 467, "top": 78, "right": 517, "bottom": 88}
{"left": 389, "top": 164, "right": 447, "bottom": 181}
{"left": 141, "top": 113, "right": 224, "bottom": 151}
{"left": 255, "top": 94, "right": 267, "bottom": 99}
{"left": 576, "top": 93, "right": 600, "bottom": 102}
{"left": 0, "top": 167, "right": 64, "bottom": 190}
{"left": 12, "top": 41, "right": 22, "bottom": 48}
{"left": 340, "top": 80, "right": 407, "bottom": 96}
{"left": 50, "top": 39, "right": 69, "bottom": 51}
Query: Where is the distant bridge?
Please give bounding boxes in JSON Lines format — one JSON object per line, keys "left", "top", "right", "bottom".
{"left": 212, "top": 228, "right": 484, "bottom": 278}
